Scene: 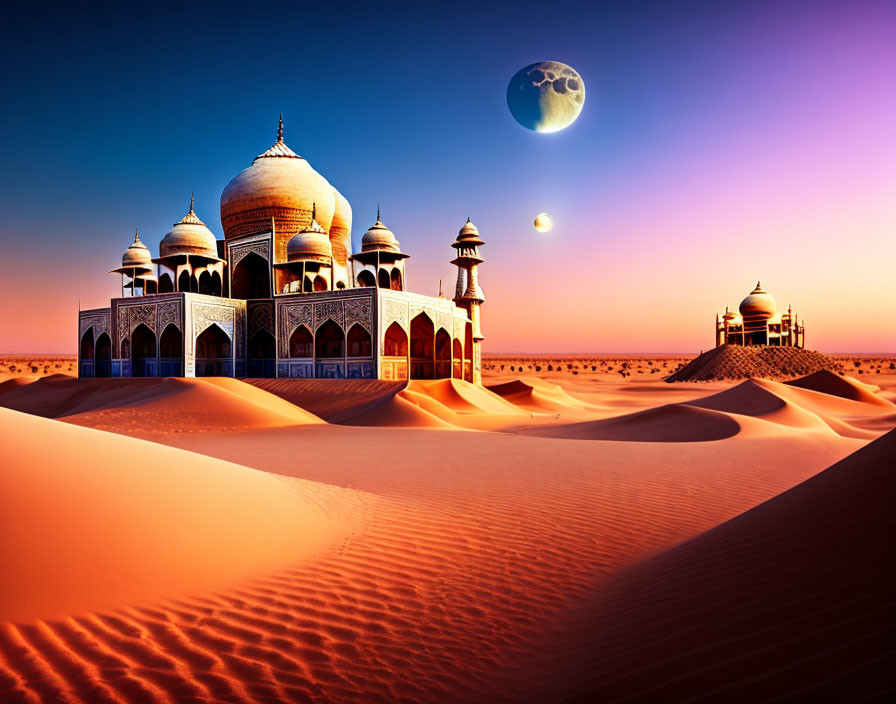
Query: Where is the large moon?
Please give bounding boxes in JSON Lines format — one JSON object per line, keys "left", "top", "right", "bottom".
{"left": 507, "top": 61, "right": 585, "bottom": 133}
{"left": 534, "top": 213, "right": 553, "bottom": 232}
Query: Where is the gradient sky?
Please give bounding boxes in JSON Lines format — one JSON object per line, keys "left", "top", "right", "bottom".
{"left": 1, "top": 1, "right": 893, "bottom": 353}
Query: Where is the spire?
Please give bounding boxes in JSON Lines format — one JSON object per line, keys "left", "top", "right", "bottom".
{"left": 311, "top": 201, "right": 316, "bottom": 222}
{"left": 134, "top": 227, "right": 140, "bottom": 244}
{"left": 377, "top": 204, "right": 381, "bottom": 222}
{"left": 189, "top": 192, "right": 195, "bottom": 214}
{"left": 278, "top": 114, "right": 283, "bottom": 142}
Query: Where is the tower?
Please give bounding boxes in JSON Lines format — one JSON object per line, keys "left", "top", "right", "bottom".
{"left": 451, "top": 218, "right": 485, "bottom": 384}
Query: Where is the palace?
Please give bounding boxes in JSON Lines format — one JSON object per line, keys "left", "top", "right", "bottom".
{"left": 77, "top": 119, "right": 485, "bottom": 383}
{"left": 715, "top": 282, "right": 805, "bottom": 348}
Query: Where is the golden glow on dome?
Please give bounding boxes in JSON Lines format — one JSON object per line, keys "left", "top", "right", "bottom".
{"left": 159, "top": 195, "right": 219, "bottom": 259}
{"left": 739, "top": 281, "right": 777, "bottom": 319}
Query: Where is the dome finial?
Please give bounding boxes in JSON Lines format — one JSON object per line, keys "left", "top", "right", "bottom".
{"left": 134, "top": 227, "right": 140, "bottom": 244}
{"left": 311, "top": 201, "right": 316, "bottom": 222}
{"left": 278, "top": 114, "right": 283, "bottom": 142}
{"left": 377, "top": 204, "right": 381, "bottom": 222}
{"left": 190, "top": 192, "right": 195, "bottom": 214}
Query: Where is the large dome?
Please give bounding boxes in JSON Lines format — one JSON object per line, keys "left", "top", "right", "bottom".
{"left": 739, "top": 281, "right": 776, "bottom": 319}
{"left": 220, "top": 118, "right": 348, "bottom": 265}
{"left": 159, "top": 196, "right": 218, "bottom": 259}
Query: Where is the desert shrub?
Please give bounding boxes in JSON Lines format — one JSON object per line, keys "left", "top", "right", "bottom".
{"left": 547, "top": 364, "right": 553, "bottom": 371}
{"left": 535, "top": 365, "right": 541, "bottom": 372}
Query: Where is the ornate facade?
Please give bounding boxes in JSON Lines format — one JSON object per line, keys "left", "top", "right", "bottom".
{"left": 78, "top": 119, "right": 485, "bottom": 383}
{"left": 715, "top": 282, "right": 805, "bottom": 348}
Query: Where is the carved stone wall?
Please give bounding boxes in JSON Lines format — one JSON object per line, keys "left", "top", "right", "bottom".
{"left": 129, "top": 304, "right": 157, "bottom": 334}
{"left": 314, "top": 301, "right": 344, "bottom": 330}
{"left": 278, "top": 302, "right": 313, "bottom": 351}
{"left": 248, "top": 300, "right": 274, "bottom": 338}
{"left": 345, "top": 298, "right": 371, "bottom": 331}
{"left": 78, "top": 312, "right": 110, "bottom": 340}
{"left": 228, "top": 236, "right": 271, "bottom": 271}
{"left": 192, "top": 302, "right": 235, "bottom": 340}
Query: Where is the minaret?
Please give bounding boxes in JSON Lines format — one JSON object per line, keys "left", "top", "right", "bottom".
{"left": 451, "top": 218, "right": 485, "bottom": 384}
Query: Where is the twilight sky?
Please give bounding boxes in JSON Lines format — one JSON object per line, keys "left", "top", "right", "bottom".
{"left": 0, "top": 1, "right": 893, "bottom": 353}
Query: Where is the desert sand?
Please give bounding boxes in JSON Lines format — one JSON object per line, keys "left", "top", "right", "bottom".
{"left": 1, "top": 362, "right": 894, "bottom": 703}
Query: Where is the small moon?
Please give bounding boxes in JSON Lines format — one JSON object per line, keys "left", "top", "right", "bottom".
{"left": 534, "top": 213, "right": 553, "bottom": 232}
{"left": 507, "top": 61, "right": 585, "bottom": 133}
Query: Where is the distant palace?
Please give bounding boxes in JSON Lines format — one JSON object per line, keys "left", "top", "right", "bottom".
{"left": 716, "top": 282, "right": 805, "bottom": 348}
{"left": 78, "top": 119, "right": 485, "bottom": 383}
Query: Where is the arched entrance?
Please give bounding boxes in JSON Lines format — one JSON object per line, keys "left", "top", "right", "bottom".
{"left": 315, "top": 320, "right": 345, "bottom": 378}
{"left": 178, "top": 270, "right": 191, "bottom": 293}
{"left": 197, "top": 270, "right": 213, "bottom": 295}
{"left": 159, "top": 324, "right": 183, "bottom": 376}
{"left": 131, "top": 324, "right": 157, "bottom": 377}
{"left": 232, "top": 252, "right": 270, "bottom": 299}
{"left": 464, "top": 321, "right": 473, "bottom": 383}
{"left": 390, "top": 268, "right": 403, "bottom": 291}
{"left": 410, "top": 312, "right": 435, "bottom": 379}
{"left": 347, "top": 324, "right": 372, "bottom": 357}
{"left": 289, "top": 325, "right": 313, "bottom": 357}
{"left": 378, "top": 269, "right": 390, "bottom": 288}
{"left": 452, "top": 338, "right": 463, "bottom": 379}
{"left": 435, "top": 328, "right": 451, "bottom": 379}
{"left": 248, "top": 329, "right": 276, "bottom": 377}
{"left": 79, "top": 328, "right": 94, "bottom": 378}
{"left": 381, "top": 321, "right": 408, "bottom": 380}
{"left": 158, "top": 273, "right": 174, "bottom": 293}
{"left": 95, "top": 332, "right": 112, "bottom": 377}
{"left": 313, "top": 275, "right": 328, "bottom": 291}
{"left": 195, "top": 324, "right": 232, "bottom": 377}
{"left": 211, "top": 271, "right": 222, "bottom": 296}
{"left": 357, "top": 270, "right": 375, "bottom": 287}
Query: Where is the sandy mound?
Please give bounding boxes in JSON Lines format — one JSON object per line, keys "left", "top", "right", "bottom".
{"left": 247, "top": 378, "right": 405, "bottom": 421}
{"left": 487, "top": 377, "right": 597, "bottom": 415}
{"left": 530, "top": 427, "right": 896, "bottom": 703}
{"left": 786, "top": 369, "right": 894, "bottom": 406}
{"left": 523, "top": 403, "right": 742, "bottom": 442}
{"left": 0, "top": 376, "right": 321, "bottom": 432}
{"left": 667, "top": 344, "right": 842, "bottom": 382}
{"left": 407, "top": 378, "right": 525, "bottom": 415}
{"left": 0, "top": 407, "right": 346, "bottom": 622}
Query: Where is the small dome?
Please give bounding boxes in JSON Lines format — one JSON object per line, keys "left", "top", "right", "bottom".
{"left": 361, "top": 209, "right": 401, "bottom": 253}
{"left": 739, "top": 281, "right": 777, "bottom": 319}
{"left": 286, "top": 206, "right": 333, "bottom": 262}
{"left": 159, "top": 195, "right": 219, "bottom": 258}
{"left": 457, "top": 217, "right": 479, "bottom": 240}
{"left": 722, "top": 306, "right": 737, "bottom": 320}
{"left": 121, "top": 230, "right": 153, "bottom": 269}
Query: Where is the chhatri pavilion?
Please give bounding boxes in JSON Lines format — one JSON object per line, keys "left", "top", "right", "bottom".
{"left": 78, "top": 119, "right": 486, "bottom": 383}
{"left": 715, "top": 282, "right": 805, "bottom": 348}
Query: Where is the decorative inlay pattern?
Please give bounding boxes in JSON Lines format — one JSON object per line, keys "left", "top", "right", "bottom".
{"left": 192, "top": 302, "right": 234, "bottom": 339}
{"left": 314, "top": 301, "right": 343, "bottom": 330}
{"left": 79, "top": 314, "right": 109, "bottom": 339}
{"left": 384, "top": 299, "right": 408, "bottom": 328}
{"left": 278, "top": 303, "right": 313, "bottom": 350}
{"left": 437, "top": 312, "right": 451, "bottom": 333}
{"left": 248, "top": 301, "right": 274, "bottom": 336}
{"left": 229, "top": 238, "right": 271, "bottom": 270}
{"left": 344, "top": 298, "right": 371, "bottom": 331}
{"left": 158, "top": 301, "right": 180, "bottom": 333}
{"left": 129, "top": 304, "right": 156, "bottom": 334}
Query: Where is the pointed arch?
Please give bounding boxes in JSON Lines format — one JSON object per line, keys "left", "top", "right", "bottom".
{"left": 95, "top": 332, "right": 112, "bottom": 377}
{"left": 248, "top": 328, "right": 276, "bottom": 377}
{"left": 315, "top": 319, "right": 344, "bottom": 359}
{"left": 410, "top": 312, "right": 435, "bottom": 379}
{"left": 289, "top": 325, "right": 313, "bottom": 358}
{"left": 357, "top": 270, "right": 375, "bottom": 287}
{"left": 211, "top": 270, "right": 222, "bottom": 297}
{"left": 383, "top": 321, "right": 408, "bottom": 357}
{"left": 464, "top": 321, "right": 473, "bottom": 382}
{"left": 232, "top": 251, "right": 270, "bottom": 299}
{"left": 435, "top": 328, "right": 451, "bottom": 379}
{"left": 197, "top": 270, "right": 213, "bottom": 295}
{"left": 313, "top": 275, "right": 328, "bottom": 292}
{"left": 158, "top": 273, "right": 174, "bottom": 293}
{"left": 159, "top": 323, "right": 183, "bottom": 376}
{"left": 178, "top": 270, "right": 191, "bottom": 293}
{"left": 378, "top": 269, "right": 390, "bottom": 289}
{"left": 80, "top": 327, "right": 94, "bottom": 360}
{"left": 453, "top": 337, "right": 463, "bottom": 379}
{"left": 347, "top": 324, "right": 372, "bottom": 357}
{"left": 131, "top": 323, "right": 157, "bottom": 377}
{"left": 390, "top": 268, "right": 403, "bottom": 291}
{"left": 195, "top": 323, "right": 231, "bottom": 377}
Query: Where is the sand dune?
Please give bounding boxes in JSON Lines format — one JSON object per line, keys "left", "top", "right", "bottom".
{"left": 0, "top": 372, "right": 890, "bottom": 703}
{"left": 785, "top": 368, "right": 894, "bottom": 406}
{"left": 0, "top": 376, "right": 322, "bottom": 432}
{"left": 487, "top": 378, "right": 599, "bottom": 416}
{"left": 525, "top": 427, "right": 896, "bottom": 703}
{"left": 0, "top": 407, "right": 352, "bottom": 623}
